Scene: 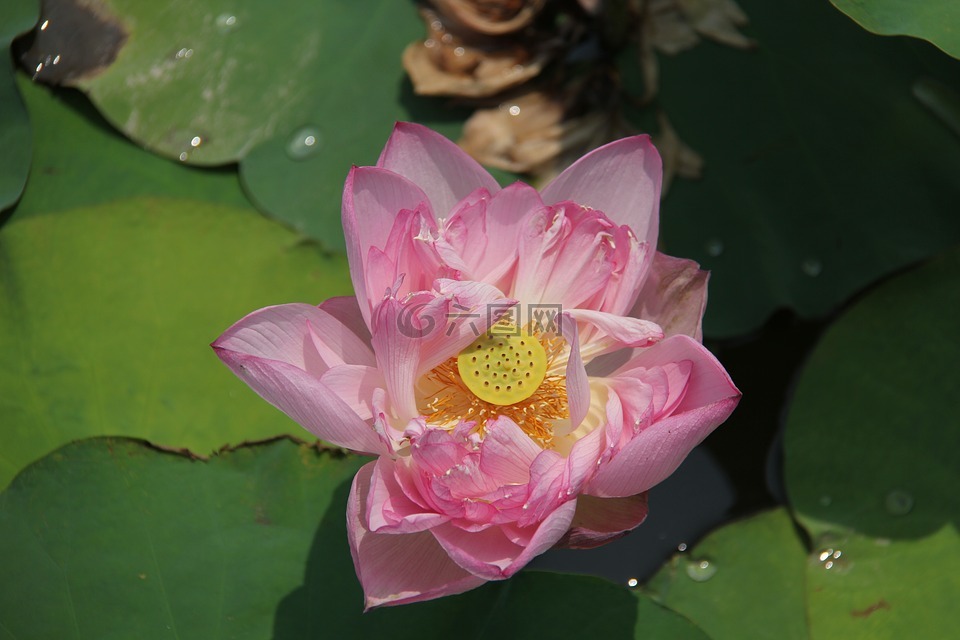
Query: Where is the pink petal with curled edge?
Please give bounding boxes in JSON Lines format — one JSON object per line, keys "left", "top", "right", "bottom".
{"left": 581, "top": 230, "right": 651, "bottom": 321}
{"left": 377, "top": 122, "right": 501, "bottom": 218}
{"left": 586, "top": 335, "right": 740, "bottom": 497}
{"left": 348, "top": 463, "right": 486, "bottom": 609}
{"left": 478, "top": 417, "right": 541, "bottom": 484}
{"left": 541, "top": 135, "right": 662, "bottom": 250}
{"left": 367, "top": 457, "right": 450, "bottom": 534}
{"left": 615, "top": 335, "right": 735, "bottom": 415}
{"left": 342, "top": 166, "right": 432, "bottom": 325}
{"left": 470, "top": 182, "right": 544, "bottom": 285}
{"left": 431, "top": 499, "right": 577, "bottom": 580}
{"left": 537, "top": 206, "right": 617, "bottom": 310}
{"left": 212, "top": 350, "right": 385, "bottom": 455}
{"left": 632, "top": 251, "right": 709, "bottom": 341}
{"left": 556, "top": 493, "right": 649, "bottom": 549}
{"left": 567, "top": 308, "right": 663, "bottom": 357}
{"left": 560, "top": 312, "right": 590, "bottom": 429}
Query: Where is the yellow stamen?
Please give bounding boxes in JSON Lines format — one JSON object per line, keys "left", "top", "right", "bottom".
{"left": 420, "top": 331, "right": 568, "bottom": 448}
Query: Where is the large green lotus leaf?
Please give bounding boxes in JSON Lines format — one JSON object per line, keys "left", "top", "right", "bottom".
{"left": 19, "top": 0, "right": 467, "bottom": 249}
{"left": 237, "top": 11, "right": 470, "bottom": 252}
{"left": 646, "top": 509, "right": 808, "bottom": 640}
{"left": 802, "top": 526, "right": 959, "bottom": 639}
{"left": 784, "top": 246, "right": 960, "bottom": 636}
{"left": 0, "top": 197, "right": 352, "bottom": 488}
{"left": 650, "top": 0, "right": 960, "bottom": 337}
{"left": 0, "top": 0, "right": 38, "bottom": 213}
{"left": 25, "top": 0, "right": 459, "bottom": 170}
{"left": 831, "top": 0, "right": 960, "bottom": 60}
{"left": 13, "top": 75, "right": 249, "bottom": 219}
{"left": 0, "top": 438, "right": 706, "bottom": 640}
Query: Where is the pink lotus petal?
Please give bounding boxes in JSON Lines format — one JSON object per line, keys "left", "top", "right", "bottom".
{"left": 567, "top": 308, "right": 664, "bottom": 356}
{"left": 319, "top": 365, "right": 384, "bottom": 421}
{"left": 370, "top": 297, "right": 422, "bottom": 424}
{"left": 378, "top": 122, "right": 501, "bottom": 218}
{"left": 541, "top": 135, "right": 662, "bottom": 249}
{"left": 561, "top": 313, "right": 590, "bottom": 429}
{"left": 431, "top": 499, "right": 576, "bottom": 580}
{"left": 586, "top": 336, "right": 740, "bottom": 497}
{"left": 478, "top": 417, "right": 542, "bottom": 484}
{"left": 468, "top": 182, "right": 545, "bottom": 286}
{"left": 615, "top": 335, "right": 737, "bottom": 415}
{"left": 348, "top": 463, "right": 486, "bottom": 609}
{"left": 317, "top": 295, "right": 372, "bottom": 345}
{"left": 214, "top": 303, "right": 374, "bottom": 375}
{"left": 632, "top": 252, "right": 709, "bottom": 341}
{"left": 513, "top": 203, "right": 616, "bottom": 308}
{"left": 367, "top": 457, "right": 450, "bottom": 534}
{"left": 212, "top": 350, "right": 385, "bottom": 454}
{"left": 556, "top": 493, "right": 649, "bottom": 549}
{"left": 342, "top": 166, "right": 432, "bottom": 324}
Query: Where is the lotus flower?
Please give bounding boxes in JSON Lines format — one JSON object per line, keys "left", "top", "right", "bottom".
{"left": 213, "top": 123, "right": 739, "bottom": 609}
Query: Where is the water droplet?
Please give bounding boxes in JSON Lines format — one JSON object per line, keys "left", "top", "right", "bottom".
{"left": 190, "top": 135, "right": 203, "bottom": 148}
{"left": 801, "top": 257, "right": 822, "bottom": 277}
{"left": 40, "top": 19, "right": 50, "bottom": 31}
{"left": 216, "top": 14, "right": 238, "bottom": 32}
{"left": 626, "top": 577, "right": 638, "bottom": 588}
{"left": 424, "top": 38, "right": 436, "bottom": 48}
{"left": 685, "top": 558, "right": 716, "bottom": 582}
{"left": 677, "top": 542, "right": 688, "bottom": 552}
{"left": 178, "top": 152, "right": 188, "bottom": 162}
{"left": 453, "top": 46, "right": 465, "bottom": 57}
{"left": 175, "top": 48, "right": 194, "bottom": 60}
{"left": 441, "top": 33, "right": 453, "bottom": 44}
{"left": 287, "top": 126, "right": 322, "bottom": 160}
{"left": 819, "top": 495, "right": 832, "bottom": 507}
{"left": 508, "top": 105, "right": 521, "bottom": 116}
{"left": 816, "top": 547, "right": 846, "bottom": 571}
{"left": 705, "top": 238, "right": 724, "bottom": 257}
{"left": 885, "top": 489, "right": 914, "bottom": 516}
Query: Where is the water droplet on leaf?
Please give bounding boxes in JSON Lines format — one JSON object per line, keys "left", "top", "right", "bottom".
{"left": 685, "top": 558, "right": 716, "bottom": 582}
{"left": 705, "top": 238, "right": 724, "bottom": 257}
{"left": 885, "top": 489, "right": 914, "bottom": 516}
{"left": 287, "top": 126, "right": 322, "bottom": 160}
{"left": 215, "top": 14, "right": 238, "bottom": 33}
{"left": 627, "top": 577, "right": 638, "bottom": 588}
{"left": 802, "top": 257, "right": 822, "bottom": 277}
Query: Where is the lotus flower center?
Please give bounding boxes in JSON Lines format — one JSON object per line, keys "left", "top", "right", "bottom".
{"left": 457, "top": 332, "right": 547, "bottom": 406}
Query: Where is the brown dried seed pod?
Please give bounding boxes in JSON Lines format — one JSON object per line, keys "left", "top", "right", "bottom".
{"left": 431, "top": 0, "right": 547, "bottom": 36}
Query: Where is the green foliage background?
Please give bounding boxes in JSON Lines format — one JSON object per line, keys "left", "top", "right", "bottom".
{"left": 1, "top": 0, "right": 958, "bottom": 637}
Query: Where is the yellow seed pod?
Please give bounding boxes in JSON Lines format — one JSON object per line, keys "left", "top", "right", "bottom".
{"left": 457, "top": 331, "right": 547, "bottom": 406}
